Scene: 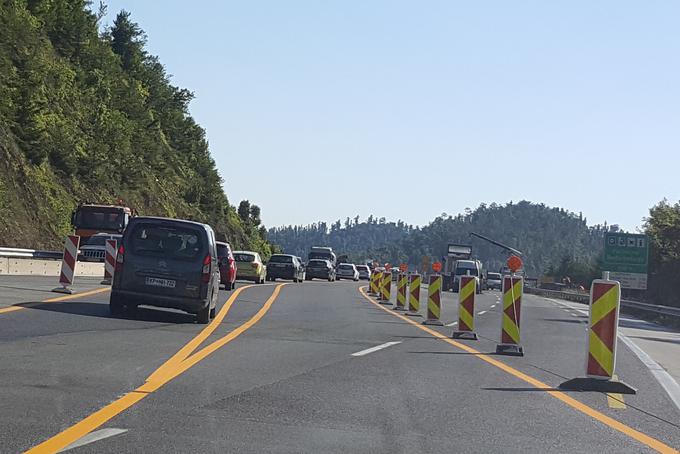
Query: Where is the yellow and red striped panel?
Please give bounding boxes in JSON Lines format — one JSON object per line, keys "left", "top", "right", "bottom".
{"left": 587, "top": 281, "right": 620, "bottom": 378}
{"left": 458, "top": 276, "right": 476, "bottom": 331}
{"left": 501, "top": 276, "right": 523, "bottom": 345}
{"left": 427, "top": 275, "right": 442, "bottom": 320}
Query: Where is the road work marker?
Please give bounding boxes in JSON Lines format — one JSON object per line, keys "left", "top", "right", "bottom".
{"left": 52, "top": 235, "right": 80, "bottom": 294}
{"left": 560, "top": 279, "right": 636, "bottom": 394}
{"left": 496, "top": 276, "right": 524, "bottom": 356}
{"left": 452, "top": 275, "right": 478, "bottom": 340}
{"left": 395, "top": 273, "right": 407, "bottom": 311}
{"left": 423, "top": 274, "right": 443, "bottom": 325}
{"left": 358, "top": 286, "right": 678, "bottom": 454}
{"left": 380, "top": 271, "right": 392, "bottom": 304}
{"left": 351, "top": 341, "right": 402, "bottom": 357}
{"left": 100, "top": 239, "right": 117, "bottom": 285}
{"left": 406, "top": 274, "right": 421, "bottom": 317}
{"left": 369, "top": 271, "right": 380, "bottom": 295}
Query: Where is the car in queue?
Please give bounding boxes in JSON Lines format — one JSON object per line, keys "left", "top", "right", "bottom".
{"left": 336, "top": 263, "right": 359, "bottom": 281}
{"left": 356, "top": 264, "right": 371, "bottom": 280}
{"left": 486, "top": 272, "right": 502, "bottom": 291}
{"left": 391, "top": 268, "right": 399, "bottom": 281}
{"left": 110, "top": 216, "right": 220, "bottom": 324}
{"left": 266, "top": 254, "right": 305, "bottom": 282}
{"left": 79, "top": 233, "right": 123, "bottom": 262}
{"left": 452, "top": 259, "right": 483, "bottom": 294}
{"left": 305, "top": 259, "right": 336, "bottom": 281}
{"left": 233, "top": 250, "right": 266, "bottom": 284}
{"left": 216, "top": 241, "right": 237, "bottom": 290}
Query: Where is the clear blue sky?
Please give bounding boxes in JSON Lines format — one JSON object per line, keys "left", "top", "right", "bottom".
{"left": 102, "top": 1, "right": 679, "bottom": 232}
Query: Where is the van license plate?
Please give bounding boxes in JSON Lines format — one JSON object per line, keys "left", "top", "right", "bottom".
{"left": 145, "top": 277, "right": 176, "bottom": 288}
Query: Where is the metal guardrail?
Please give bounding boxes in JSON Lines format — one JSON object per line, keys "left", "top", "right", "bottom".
{"left": 0, "top": 247, "right": 63, "bottom": 260}
{"left": 526, "top": 287, "right": 680, "bottom": 318}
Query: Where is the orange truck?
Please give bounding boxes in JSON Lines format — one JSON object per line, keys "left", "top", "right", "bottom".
{"left": 70, "top": 203, "right": 134, "bottom": 241}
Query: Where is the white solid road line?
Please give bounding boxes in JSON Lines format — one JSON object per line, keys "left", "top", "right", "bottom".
{"left": 351, "top": 341, "right": 402, "bottom": 357}
{"left": 619, "top": 334, "right": 680, "bottom": 412}
{"left": 59, "top": 428, "right": 128, "bottom": 452}
{"left": 544, "top": 297, "right": 680, "bottom": 412}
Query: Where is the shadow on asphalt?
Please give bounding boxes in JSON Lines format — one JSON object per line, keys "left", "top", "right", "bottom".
{"left": 482, "top": 387, "right": 563, "bottom": 392}
{"left": 407, "top": 351, "right": 500, "bottom": 356}
{"left": 17, "top": 300, "right": 196, "bottom": 324}
{"left": 542, "top": 318, "right": 586, "bottom": 324}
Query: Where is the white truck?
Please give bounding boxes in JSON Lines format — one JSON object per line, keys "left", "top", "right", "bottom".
{"left": 443, "top": 244, "right": 482, "bottom": 293}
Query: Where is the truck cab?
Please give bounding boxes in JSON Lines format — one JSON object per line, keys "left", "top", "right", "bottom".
{"left": 71, "top": 203, "right": 134, "bottom": 241}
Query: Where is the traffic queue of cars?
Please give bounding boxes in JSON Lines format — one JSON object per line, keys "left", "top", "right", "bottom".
{"left": 109, "top": 218, "right": 373, "bottom": 325}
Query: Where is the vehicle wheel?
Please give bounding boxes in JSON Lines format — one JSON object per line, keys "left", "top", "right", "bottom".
{"left": 209, "top": 306, "right": 216, "bottom": 318}
{"left": 229, "top": 282, "right": 235, "bottom": 290}
{"left": 109, "top": 293, "right": 124, "bottom": 316}
{"left": 196, "top": 303, "right": 210, "bottom": 324}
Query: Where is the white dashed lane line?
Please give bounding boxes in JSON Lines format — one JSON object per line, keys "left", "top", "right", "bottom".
{"left": 351, "top": 341, "right": 402, "bottom": 357}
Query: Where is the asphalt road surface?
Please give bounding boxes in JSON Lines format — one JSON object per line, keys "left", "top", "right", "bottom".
{"left": 0, "top": 276, "right": 679, "bottom": 453}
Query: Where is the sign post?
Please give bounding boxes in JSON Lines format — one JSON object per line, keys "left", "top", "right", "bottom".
{"left": 603, "top": 233, "right": 648, "bottom": 290}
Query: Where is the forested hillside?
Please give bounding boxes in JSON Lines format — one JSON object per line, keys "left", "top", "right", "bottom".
{"left": 268, "top": 201, "right": 609, "bottom": 278}
{"left": 0, "top": 1, "right": 269, "bottom": 254}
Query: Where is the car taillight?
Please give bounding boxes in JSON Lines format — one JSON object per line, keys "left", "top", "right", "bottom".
{"left": 115, "top": 245, "right": 125, "bottom": 273}
{"left": 202, "top": 255, "right": 211, "bottom": 283}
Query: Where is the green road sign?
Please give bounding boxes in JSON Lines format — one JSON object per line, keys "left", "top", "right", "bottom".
{"left": 603, "top": 233, "right": 648, "bottom": 274}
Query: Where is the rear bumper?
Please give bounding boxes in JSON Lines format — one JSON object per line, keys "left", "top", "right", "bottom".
{"left": 236, "top": 270, "right": 261, "bottom": 280}
{"left": 306, "top": 270, "right": 330, "bottom": 279}
{"left": 219, "top": 267, "right": 236, "bottom": 285}
{"left": 111, "top": 289, "right": 209, "bottom": 314}
{"left": 267, "top": 268, "right": 296, "bottom": 279}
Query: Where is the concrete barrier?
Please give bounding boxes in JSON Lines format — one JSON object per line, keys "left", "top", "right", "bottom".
{"left": 0, "top": 258, "right": 104, "bottom": 277}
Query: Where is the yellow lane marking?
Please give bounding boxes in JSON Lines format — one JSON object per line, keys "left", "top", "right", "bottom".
{"left": 26, "top": 283, "right": 286, "bottom": 454}
{"left": 0, "top": 287, "right": 111, "bottom": 315}
{"left": 607, "top": 375, "right": 627, "bottom": 409}
{"left": 358, "top": 286, "right": 678, "bottom": 454}
{"left": 146, "top": 284, "right": 254, "bottom": 383}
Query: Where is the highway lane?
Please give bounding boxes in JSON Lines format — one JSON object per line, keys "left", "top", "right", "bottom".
{"left": 0, "top": 277, "right": 678, "bottom": 453}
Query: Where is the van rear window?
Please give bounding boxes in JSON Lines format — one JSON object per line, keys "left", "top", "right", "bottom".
{"left": 269, "top": 255, "right": 293, "bottom": 263}
{"left": 129, "top": 224, "right": 202, "bottom": 259}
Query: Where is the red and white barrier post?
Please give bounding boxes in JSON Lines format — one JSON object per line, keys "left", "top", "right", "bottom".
{"left": 101, "top": 239, "right": 118, "bottom": 285}
{"left": 52, "top": 235, "right": 80, "bottom": 294}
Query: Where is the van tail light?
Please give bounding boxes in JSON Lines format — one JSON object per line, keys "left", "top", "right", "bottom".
{"left": 202, "top": 255, "right": 211, "bottom": 283}
{"left": 115, "top": 245, "right": 125, "bottom": 273}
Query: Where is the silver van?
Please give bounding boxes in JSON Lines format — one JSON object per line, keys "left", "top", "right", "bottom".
{"left": 110, "top": 217, "right": 220, "bottom": 323}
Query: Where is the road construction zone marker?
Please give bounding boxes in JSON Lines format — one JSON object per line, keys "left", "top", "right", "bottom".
{"left": 380, "top": 271, "right": 392, "bottom": 303}
{"left": 395, "top": 273, "right": 407, "bottom": 311}
{"left": 406, "top": 274, "right": 421, "bottom": 317}
{"left": 52, "top": 235, "right": 80, "bottom": 294}
{"left": 101, "top": 239, "right": 118, "bottom": 285}
{"left": 496, "top": 276, "right": 524, "bottom": 356}
{"left": 560, "top": 279, "right": 637, "bottom": 394}
{"left": 423, "top": 274, "right": 443, "bottom": 325}
{"left": 452, "top": 275, "right": 478, "bottom": 340}
{"left": 369, "top": 271, "right": 380, "bottom": 295}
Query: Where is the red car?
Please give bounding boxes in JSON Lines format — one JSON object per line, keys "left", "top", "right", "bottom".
{"left": 217, "top": 241, "right": 237, "bottom": 290}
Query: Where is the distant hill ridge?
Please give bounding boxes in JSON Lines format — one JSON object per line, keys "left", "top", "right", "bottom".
{"left": 268, "top": 201, "right": 612, "bottom": 275}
